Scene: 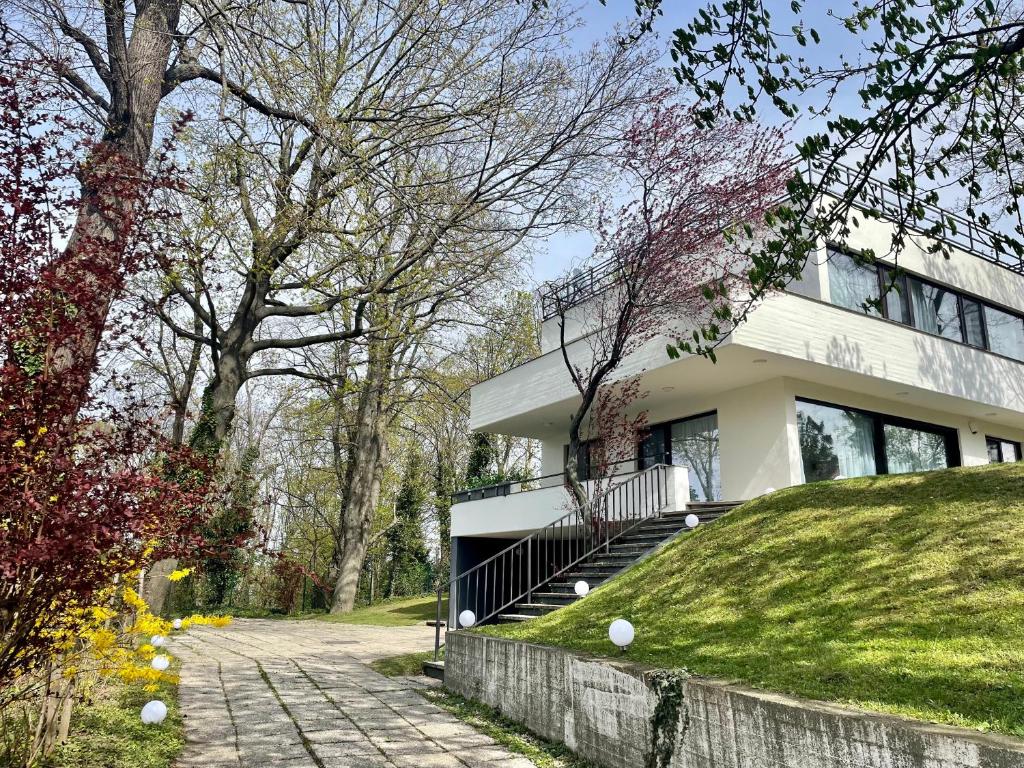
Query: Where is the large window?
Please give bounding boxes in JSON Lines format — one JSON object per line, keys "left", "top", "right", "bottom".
{"left": 797, "top": 401, "right": 877, "bottom": 481}
{"left": 987, "top": 436, "right": 1022, "bottom": 463}
{"left": 796, "top": 398, "right": 960, "bottom": 482}
{"left": 984, "top": 306, "right": 1024, "bottom": 361}
{"left": 908, "top": 278, "right": 962, "bottom": 341}
{"left": 826, "top": 246, "right": 1024, "bottom": 362}
{"left": 883, "top": 424, "right": 950, "bottom": 473}
{"left": 639, "top": 412, "right": 721, "bottom": 501}
{"left": 828, "top": 252, "right": 881, "bottom": 316}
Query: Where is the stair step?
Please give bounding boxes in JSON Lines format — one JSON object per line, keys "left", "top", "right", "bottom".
{"left": 567, "top": 569, "right": 619, "bottom": 579}
{"left": 626, "top": 530, "right": 681, "bottom": 541}
{"left": 686, "top": 500, "right": 744, "bottom": 509}
{"left": 497, "top": 614, "right": 533, "bottom": 623}
{"left": 663, "top": 512, "right": 729, "bottom": 524}
{"left": 546, "top": 579, "right": 607, "bottom": 593}
{"left": 531, "top": 592, "right": 580, "bottom": 603}
{"left": 632, "top": 521, "right": 686, "bottom": 532}
{"left": 513, "top": 603, "right": 562, "bottom": 615}
{"left": 618, "top": 533, "right": 679, "bottom": 545}
{"left": 422, "top": 660, "right": 445, "bottom": 680}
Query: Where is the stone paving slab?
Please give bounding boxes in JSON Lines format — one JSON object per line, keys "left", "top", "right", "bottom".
{"left": 171, "top": 619, "right": 533, "bottom": 767}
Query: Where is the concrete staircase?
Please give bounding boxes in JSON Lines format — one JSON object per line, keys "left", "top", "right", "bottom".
{"left": 495, "top": 500, "right": 741, "bottom": 623}
{"left": 422, "top": 500, "right": 742, "bottom": 680}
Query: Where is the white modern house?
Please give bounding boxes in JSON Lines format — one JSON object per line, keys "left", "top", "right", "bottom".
{"left": 446, "top": 165, "right": 1024, "bottom": 585}
{"left": 437, "top": 166, "right": 1024, "bottom": 638}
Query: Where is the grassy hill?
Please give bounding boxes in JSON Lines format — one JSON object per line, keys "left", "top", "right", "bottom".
{"left": 315, "top": 594, "right": 444, "bottom": 626}
{"left": 482, "top": 462, "right": 1024, "bottom": 737}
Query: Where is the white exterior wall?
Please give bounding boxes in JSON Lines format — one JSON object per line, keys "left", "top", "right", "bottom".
{"left": 458, "top": 209, "right": 1024, "bottom": 539}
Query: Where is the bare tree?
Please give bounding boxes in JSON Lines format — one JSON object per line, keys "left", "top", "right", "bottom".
{"left": 148, "top": 0, "right": 657, "bottom": 454}
{"left": 548, "top": 96, "right": 789, "bottom": 510}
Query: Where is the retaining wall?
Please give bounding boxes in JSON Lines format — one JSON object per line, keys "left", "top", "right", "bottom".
{"left": 444, "top": 632, "right": 1024, "bottom": 768}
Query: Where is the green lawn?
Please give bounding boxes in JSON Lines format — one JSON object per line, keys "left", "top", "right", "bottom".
{"left": 316, "top": 594, "right": 447, "bottom": 627}
{"left": 45, "top": 675, "right": 182, "bottom": 768}
{"left": 370, "top": 649, "right": 442, "bottom": 677}
{"left": 483, "top": 461, "right": 1024, "bottom": 737}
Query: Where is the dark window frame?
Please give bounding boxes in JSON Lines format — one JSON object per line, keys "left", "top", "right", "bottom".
{"left": 796, "top": 396, "right": 961, "bottom": 477}
{"left": 826, "top": 244, "right": 1024, "bottom": 362}
{"left": 637, "top": 409, "right": 719, "bottom": 470}
{"left": 986, "top": 435, "right": 1023, "bottom": 463}
{"left": 563, "top": 439, "right": 602, "bottom": 482}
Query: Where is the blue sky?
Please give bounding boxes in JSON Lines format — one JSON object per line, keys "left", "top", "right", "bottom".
{"left": 530, "top": 0, "right": 860, "bottom": 286}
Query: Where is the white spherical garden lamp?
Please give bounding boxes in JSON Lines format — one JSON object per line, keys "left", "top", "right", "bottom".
{"left": 172, "top": 618, "right": 183, "bottom": 630}
{"left": 458, "top": 609, "right": 476, "bottom": 628}
{"left": 762, "top": 487, "right": 776, "bottom": 495}
{"left": 574, "top": 580, "right": 590, "bottom": 597}
{"left": 684, "top": 513, "right": 700, "bottom": 529}
{"left": 151, "top": 635, "right": 167, "bottom": 648}
{"left": 151, "top": 654, "right": 171, "bottom": 672}
{"left": 608, "top": 619, "right": 635, "bottom": 651}
{"left": 140, "top": 700, "right": 168, "bottom": 725}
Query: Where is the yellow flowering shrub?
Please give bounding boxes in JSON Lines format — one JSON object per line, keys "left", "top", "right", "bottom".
{"left": 47, "top": 581, "right": 232, "bottom": 695}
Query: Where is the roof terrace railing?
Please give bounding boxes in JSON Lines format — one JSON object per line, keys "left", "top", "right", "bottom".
{"left": 537, "top": 158, "right": 1024, "bottom": 321}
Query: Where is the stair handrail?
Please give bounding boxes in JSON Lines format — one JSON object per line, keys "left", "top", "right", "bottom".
{"left": 433, "top": 463, "right": 673, "bottom": 660}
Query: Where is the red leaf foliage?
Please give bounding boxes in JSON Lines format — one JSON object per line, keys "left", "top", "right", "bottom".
{"left": 555, "top": 92, "right": 790, "bottom": 503}
{"left": 0, "top": 34, "right": 215, "bottom": 691}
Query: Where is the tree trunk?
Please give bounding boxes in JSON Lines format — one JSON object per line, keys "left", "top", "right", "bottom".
{"left": 47, "top": 0, "right": 183, "bottom": 391}
{"left": 189, "top": 335, "right": 248, "bottom": 456}
{"left": 329, "top": 356, "right": 391, "bottom": 613}
{"left": 565, "top": 409, "right": 589, "bottom": 512}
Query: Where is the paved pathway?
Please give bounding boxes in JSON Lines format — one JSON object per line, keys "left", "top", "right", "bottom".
{"left": 172, "top": 619, "right": 533, "bottom": 768}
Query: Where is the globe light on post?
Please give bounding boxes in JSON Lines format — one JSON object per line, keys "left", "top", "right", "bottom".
{"left": 458, "top": 610, "right": 476, "bottom": 628}
{"left": 684, "top": 513, "right": 700, "bottom": 529}
{"left": 151, "top": 635, "right": 167, "bottom": 648}
{"left": 151, "top": 654, "right": 171, "bottom": 672}
{"left": 140, "top": 700, "right": 168, "bottom": 725}
{"left": 574, "top": 580, "right": 590, "bottom": 597}
{"left": 608, "top": 619, "right": 635, "bottom": 652}
{"left": 172, "top": 618, "right": 182, "bottom": 630}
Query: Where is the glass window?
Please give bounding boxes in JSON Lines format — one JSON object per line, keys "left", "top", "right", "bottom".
{"left": 797, "top": 401, "right": 878, "bottom": 482}
{"left": 987, "top": 436, "right": 1022, "bottom": 463}
{"left": 670, "top": 413, "right": 720, "bottom": 502}
{"left": 881, "top": 270, "right": 911, "bottom": 324}
{"left": 962, "top": 298, "right": 986, "bottom": 348}
{"left": 983, "top": 305, "right": 1024, "bottom": 361}
{"left": 638, "top": 428, "right": 666, "bottom": 471}
{"left": 569, "top": 440, "right": 602, "bottom": 481}
{"left": 828, "top": 250, "right": 881, "bottom": 316}
{"left": 883, "top": 424, "right": 951, "bottom": 474}
{"left": 909, "top": 278, "right": 962, "bottom": 341}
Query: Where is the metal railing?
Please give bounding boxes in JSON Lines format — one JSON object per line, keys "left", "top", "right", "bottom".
{"left": 433, "top": 464, "right": 670, "bottom": 660}
{"left": 450, "top": 459, "right": 646, "bottom": 505}
{"left": 536, "top": 158, "right": 1024, "bottom": 320}
{"left": 805, "top": 158, "right": 1024, "bottom": 275}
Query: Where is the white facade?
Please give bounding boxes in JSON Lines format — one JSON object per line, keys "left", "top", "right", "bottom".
{"left": 455, "top": 212, "right": 1024, "bottom": 540}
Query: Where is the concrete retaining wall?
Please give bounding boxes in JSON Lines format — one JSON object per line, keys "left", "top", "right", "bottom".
{"left": 445, "top": 632, "right": 1024, "bottom": 768}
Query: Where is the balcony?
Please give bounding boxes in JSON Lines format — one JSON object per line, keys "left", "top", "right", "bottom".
{"left": 450, "top": 464, "right": 693, "bottom": 538}
{"left": 537, "top": 159, "right": 1024, "bottom": 322}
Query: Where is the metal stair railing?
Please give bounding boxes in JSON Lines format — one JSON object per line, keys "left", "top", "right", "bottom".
{"left": 433, "top": 463, "right": 671, "bottom": 660}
